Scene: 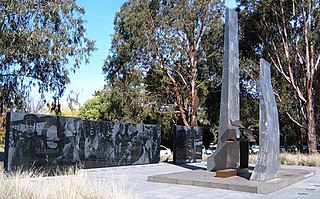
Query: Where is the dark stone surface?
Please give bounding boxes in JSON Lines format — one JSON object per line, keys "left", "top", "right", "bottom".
{"left": 173, "top": 125, "right": 202, "bottom": 164}
{"left": 5, "top": 112, "right": 161, "bottom": 172}
{"left": 240, "top": 139, "right": 249, "bottom": 168}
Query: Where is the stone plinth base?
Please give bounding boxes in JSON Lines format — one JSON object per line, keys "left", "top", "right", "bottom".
{"left": 147, "top": 167, "right": 316, "bottom": 194}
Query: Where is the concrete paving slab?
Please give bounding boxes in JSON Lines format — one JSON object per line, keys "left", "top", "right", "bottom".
{"left": 147, "top": 166, "right": 316, "bottom": 194}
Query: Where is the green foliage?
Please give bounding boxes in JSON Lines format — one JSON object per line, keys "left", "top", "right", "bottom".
{"left": 79, "top": 76, "right": 147, "bottom": 123}
{"left": 237, "top": 0, "right": 320, "bottom": 152}
{"left": 104, "top": 0, "right": 224, "bottom": 126}
{"left": 0, "top": 0, "right": 95, "bottom": 113}
{"left": 79, "top": 75, "right": 182, "bottom": 145}
{"left": 78, "top": 96, "right": 102, "bottom": 121}
{"left": 59, "top": 105, "right": 80, "bottom": 117}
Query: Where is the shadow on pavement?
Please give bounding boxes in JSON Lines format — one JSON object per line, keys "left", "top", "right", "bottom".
{"left": 163, "top": 161, "right": 206, "bottom": 170}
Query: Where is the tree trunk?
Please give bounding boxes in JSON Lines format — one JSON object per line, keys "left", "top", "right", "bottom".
{"left": 283, "top": 133, "right": 287, "bottom": 150}
{"left": 304, "top": 2, "right": 317, "bottom": 154}
{"left": 307, "top": 84, "right": 317, "bottom": 153}
{"left": 166, "top": 71, "right": 189, "bottom": 126}
{"left": 190, "top": 53, "right": 198, "bottom": 127}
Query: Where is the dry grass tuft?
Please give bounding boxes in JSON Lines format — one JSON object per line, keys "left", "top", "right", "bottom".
{"left": 249, "top": 153, "right": 258, "bottom": 164}
{"left": 0, "top": 169, "right": 138, "bottom": 199}
{"left": 202, "top": 154, "right": 212, "bottom": 161}
{"left": 249, "top": 152, "right": 320, "bottom": 167}
{"left": 279, "top": 152, "right": 320, "bottom": 166}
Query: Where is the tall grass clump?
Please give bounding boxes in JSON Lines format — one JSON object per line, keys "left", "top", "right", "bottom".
{"left": 249, "top": 153, "right": 320, "bottom": 167}
{"left": 0, "top": 170, "right": 42, "bottom": 199}
{"left": 0, "top": 169, "right": 139, "bottom": 199}
{"left": 280, "top": 152, "right": 320, "bottom": 166}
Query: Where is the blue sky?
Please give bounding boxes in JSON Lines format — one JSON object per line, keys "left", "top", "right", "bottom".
{"left": 63, "top": 0, "right": 237, "bottom": 106}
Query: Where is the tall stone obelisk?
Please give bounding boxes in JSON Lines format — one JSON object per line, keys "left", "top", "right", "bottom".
{"left": 207, "top": 8, "right": 240, "bottom": 171}
{"left": 250, "top": 59, "right": 281, "bottom": 181}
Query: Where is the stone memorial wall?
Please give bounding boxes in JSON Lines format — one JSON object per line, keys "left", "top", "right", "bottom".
{"left": 4, "top": 112, "right": 161, "bottom": 172}
{"left": 173, "top": 125, "right": 202, "bottom": 164}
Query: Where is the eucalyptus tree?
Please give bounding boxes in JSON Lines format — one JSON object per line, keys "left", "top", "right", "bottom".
{"left": 104, "top": 0, "right": 224, "bottom": 126}
{"left": 237, "top": 0, "right": 320, "bottom": 153}
{"left": 0, "top": 0, "right": 95, "bottom": 113}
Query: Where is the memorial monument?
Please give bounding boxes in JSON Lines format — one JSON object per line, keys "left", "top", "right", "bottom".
{"left": 173, "top": 125, "right": 203, "bottom": 164}
{"left": 250, "top": 59, "right": 281, "bottom": 181}
{"left": 207, "top": 9, "right": 280, "bottom": 182}
{"left": 5, "top": 112, "right": 161, "bottom": 172}
{"left": 148, "top": 8, "right": 308, "bottom": 192}
{"left": 207, "top": 8, "right": 240, "bottom": 171}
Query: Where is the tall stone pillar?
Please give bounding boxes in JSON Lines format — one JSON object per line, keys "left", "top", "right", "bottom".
{"left": 250, "top": 59, "right": 281, "bottom": 181}
{"left": 207, "top": 8, "right": 240, "bottom": 171}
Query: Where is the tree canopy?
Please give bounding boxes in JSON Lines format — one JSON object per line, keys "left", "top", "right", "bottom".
{"left": 76, "top": 0, "right": 320, "bottom": 152}
{"left": 79, "top": 77, "right": 147, "bottom": 123}
{"left": 0, "top": 0, "right": 95, "bottom": 113}
{"left": 237, "top": 0, "right": 320, "bottom": 153}
{"left": 103, "top": 0, "right": 224, "bottom": 126}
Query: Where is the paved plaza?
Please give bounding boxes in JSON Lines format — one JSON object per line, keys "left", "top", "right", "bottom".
{"left": 80, "top": 162, "right": 320, "bottom": 199}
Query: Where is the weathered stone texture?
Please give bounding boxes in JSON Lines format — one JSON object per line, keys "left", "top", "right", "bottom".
{"left": 250, "top": 59, "right": 281, "bottom": 181}
{"left": 207, "top": 8, "right": 240, "bottom": 171}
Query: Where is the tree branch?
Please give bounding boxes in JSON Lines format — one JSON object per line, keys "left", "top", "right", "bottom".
{"left": 155, "top": 111, "right": 180, "bottom": 115}
{"left": 315, "top": 54, "right": 320, "bottom": 71}
{"left": 286, "top": 112, "right": 308, "bottom": 130}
